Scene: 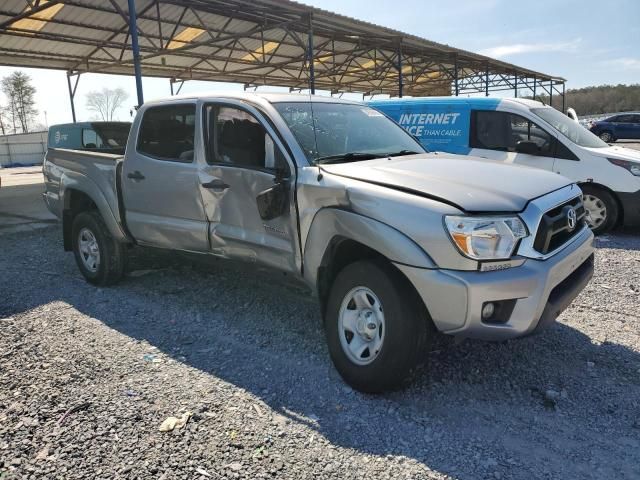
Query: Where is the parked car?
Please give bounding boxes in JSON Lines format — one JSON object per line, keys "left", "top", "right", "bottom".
{"left": 370, "top": 97, "right": 640, "bottom": 234}
{"left": 588, "top": 113, "right": 640, "bottom": 143}
{"left": 43, "top": 93, "right": 594, "bottom": 393}
{"left": 48, "top": 121, "right": 131, "bottom": 155}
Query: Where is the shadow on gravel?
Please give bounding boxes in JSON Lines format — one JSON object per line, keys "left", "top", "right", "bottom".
{"left": 2, "top": 226, "right": 640, "bottom": 479}
{"left": 595, "top": 226, "right": 640, "bottom": 251}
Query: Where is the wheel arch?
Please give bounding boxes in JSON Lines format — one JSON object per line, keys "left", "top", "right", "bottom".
{"left": 60, "top": 173, "right": 128, "bottom": 251}
{"left": 303, "top": 208, "right": 436, "bottom": 317}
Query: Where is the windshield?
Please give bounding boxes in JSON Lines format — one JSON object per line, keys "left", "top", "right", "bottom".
{"left": 531, "top": 108, "right": 608, "bottom": 148}
{"left": 92, "top": 123, "right": 131, "bottom": 149}
{"left": 273, "top": 102, "right": 425, "bottom": 164}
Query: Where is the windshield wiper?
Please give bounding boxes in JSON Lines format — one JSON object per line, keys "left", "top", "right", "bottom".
{"left": 384, "top": 149, "right": 422, "bottom": 157}
{"left": 315, "top": 152, "right": 385, "bottom": 164}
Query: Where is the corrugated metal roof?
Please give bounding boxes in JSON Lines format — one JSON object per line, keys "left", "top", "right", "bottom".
{"left": 0, "top": 0, "right": 565, "bottom": 97}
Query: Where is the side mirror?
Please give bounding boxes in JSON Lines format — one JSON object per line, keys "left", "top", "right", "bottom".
{"left": 515, "top": 140, "right": 539, "bottom": 155}
{"left": 256, "top": 180, "right": 289, "bottom": 221}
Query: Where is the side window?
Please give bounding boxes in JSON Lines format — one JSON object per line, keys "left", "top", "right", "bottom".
{"left": 82, "top": 129, "right": 100, "bottom": 149}
{"left": 206, "top": 105, "right": 288, "bottom": 172}
{"left": 616, "top": 115, "right": 632, "bottom": 123}
{"left": 630, "top": 115, "right": 640, "bottom": 124}
{"left": 471, "top": 110, "right": 552, "bottom": 156}
{"left": 137, "top": 104, "right": 196, "bottom": 162}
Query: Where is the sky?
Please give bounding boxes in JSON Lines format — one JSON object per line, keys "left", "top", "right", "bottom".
{"left": 1, "top": 0, "right": 639, "bottom": 128}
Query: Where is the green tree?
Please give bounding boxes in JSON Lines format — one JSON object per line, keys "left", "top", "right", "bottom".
{"left": 530, "top": 84, "right": 640, "bottom": 116}
{"left": 1, "top": 71, "right": 38, "bottom": 134}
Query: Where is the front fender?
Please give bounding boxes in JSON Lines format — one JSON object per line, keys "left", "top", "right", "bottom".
{"left": 303, "top": 208, "right": 436, "bottom": 288}
{"left": 60, "top": 171, "right": 128, "bottom": 242}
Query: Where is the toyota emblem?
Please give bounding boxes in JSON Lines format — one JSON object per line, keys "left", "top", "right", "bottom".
{"left": 567, "top": 207, "right": 577, "bottom": 231}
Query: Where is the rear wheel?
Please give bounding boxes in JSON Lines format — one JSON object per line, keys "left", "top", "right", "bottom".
{"left": 581, "top": 185, "right": 618, "bottom": 234}
{"left": 324, "top": 260, "right": 431, "bottom": 393}
{"left": 599, "top": 131, "right": 614, "bottom": 143}
{"left": 72, "top": 210, "right": 126, "bottom": 285}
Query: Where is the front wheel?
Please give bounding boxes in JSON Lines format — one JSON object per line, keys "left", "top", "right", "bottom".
{"left": 581, "top": 185, "right": 619, "bottom": 235}
{"left": 72, "top": 210, "right": 126, "bottom": 285}
{"left": 599, "top": 131, "right": 614, "bottom": 143}
{"left": 324, "top": 260, "right": 431, "bottom": 393}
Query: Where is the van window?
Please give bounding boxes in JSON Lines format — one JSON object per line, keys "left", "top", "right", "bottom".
{"left": 137, "top": 104, "right": 196, "bottom": 162}
{"left": 532, "top": 107, "right": 607, "bottom": 148}
{"left": 92, "top": 124, "right": 130, "bottom": 149}
{"left": 205, "top": 105, "right": 288, "bottom": 172}
{"left": 471, "top": 110, "right": 553, "bottom": 156}
{"left": 82, "top": 129, "right": 100, "bottom": 149}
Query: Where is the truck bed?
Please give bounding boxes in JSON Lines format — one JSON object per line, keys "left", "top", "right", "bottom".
{"left": 43, "top": 148, "right": 124, "bottom": 228}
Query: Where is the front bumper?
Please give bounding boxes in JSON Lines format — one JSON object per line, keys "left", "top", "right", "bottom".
{"left": 396, "top": 226, "right": 595, "bottom": 340}
{"left": 617, "top": 189, "right": 640, "bottom": 227}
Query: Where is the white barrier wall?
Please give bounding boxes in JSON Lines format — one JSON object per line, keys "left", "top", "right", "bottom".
{"left": 0, "top": 131, "right": 47, "bottom": 167}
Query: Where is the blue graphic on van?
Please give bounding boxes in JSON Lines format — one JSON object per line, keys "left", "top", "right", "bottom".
{"left": 369, "top": 97, "right": 500, "bottom": 155}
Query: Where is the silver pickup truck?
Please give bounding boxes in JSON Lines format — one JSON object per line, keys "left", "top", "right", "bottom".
{"left": 43, "top": 93, "right": 595, "bottom": 392}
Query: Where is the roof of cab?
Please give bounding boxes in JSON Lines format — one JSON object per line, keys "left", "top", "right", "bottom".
{"left": 143, "top": 91, "right": 363, "bottom": 107}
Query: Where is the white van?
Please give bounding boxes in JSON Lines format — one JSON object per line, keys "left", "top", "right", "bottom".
{"left": 369, "top": 97, "right": 640, "bottom": 233}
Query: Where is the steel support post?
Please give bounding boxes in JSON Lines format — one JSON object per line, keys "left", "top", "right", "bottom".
{"left": 533, "top": 76, "right": 537, "bottom": 99}
{"left": 398, "top": 42, "right": 403, "bottom": 98}
{"left": 66, "top": 71, "right": 80, "bottom": 123}
{"left": 307, "top": 14, "right": 315, "bottom": 95}
{"left": 562, "top": 82, "right": 566, "bottom": 113}
{"left": 127, "top": 0, "right": 144, "bottom": 106}
{"left": 514, "top": 73, "right": 518, "bottom": 98}
{"left": 454, "top": 54, "right": 459, "bottom": 96}
{"left": 485, "top": 65, "right": 489, "bottom": 96}
{"left": 549, "top": 81, "right": 553, "bottom": 107}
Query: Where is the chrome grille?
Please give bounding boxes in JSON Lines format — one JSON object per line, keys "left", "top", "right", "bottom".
{"left": 533, "top": 196, "right": 586, "bottom": 255}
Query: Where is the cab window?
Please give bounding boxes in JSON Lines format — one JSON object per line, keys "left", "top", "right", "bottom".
{"left": 137, "top": 104, "right": 196, "bottom": 162}
{"left": 471, "top": 110, "right": 553, "bottom": 156}
{"left": 205, "top": 105, "right": 289, "bottom": 173}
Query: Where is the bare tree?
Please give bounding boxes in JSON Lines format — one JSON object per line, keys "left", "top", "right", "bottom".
{"left": 1, "top": 71, "right": 38, "bottom": 134}
{"left": 86, "top": 87, "right": 129, "bottom": 121}
{"left": 0, "top": 108, "right": 6, "bottom": 135}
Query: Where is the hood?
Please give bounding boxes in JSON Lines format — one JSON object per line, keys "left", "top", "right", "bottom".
{"left": 320, "top": 153, "right": 573, "bottom": 212}
{"left": 586, "top": 145, "right": 640, "bottom": 163}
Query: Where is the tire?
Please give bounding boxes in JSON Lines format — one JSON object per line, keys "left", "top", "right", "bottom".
{"left": 599, "top": 131, "right": 614, "bottom": 143}
{"left": 581, "top": 185, "right": 619, "bottom": 235}
{"left": 324, "top": 260, "right": 432, "bottom": 393}
{"left": 71, "top": 210, "right": 126, "bottom": 286}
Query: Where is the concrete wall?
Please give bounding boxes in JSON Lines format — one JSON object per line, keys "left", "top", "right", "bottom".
{"left": 0, "top": 131, "right": 47, "bottom": 167}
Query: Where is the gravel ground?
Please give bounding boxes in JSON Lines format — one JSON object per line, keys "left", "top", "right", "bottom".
{"left": 1, "top": 225, "right": 639, "bottom": 480}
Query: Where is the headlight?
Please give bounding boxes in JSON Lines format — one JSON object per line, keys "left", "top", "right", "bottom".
{"left": 608, "top": 158, "right": 640, "bottom": 176}
{"left": 444, "top": 216, "right": 528, "bottom": 260}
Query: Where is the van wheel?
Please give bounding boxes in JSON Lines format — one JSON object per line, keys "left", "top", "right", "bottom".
{"left": 324, "top": 260, "right": 431, "bottom": 393}
{"left": 72, "top": 211, "right": 126, "bottom": 286}
{"left": 599, "top": 131, "right": 614, "bottom": 143}
{"left": 581, "top": 185, "right": 618, "bottom": 235}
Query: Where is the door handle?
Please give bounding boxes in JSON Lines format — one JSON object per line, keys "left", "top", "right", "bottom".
{"left": 201, "top": 179, "right": 230, "bottom": 191}
{"left": 127, "top": 171, "right": 145, "bottom": 181}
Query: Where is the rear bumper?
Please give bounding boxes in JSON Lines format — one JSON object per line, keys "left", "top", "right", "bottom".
{"left": 396, "top": 226, "right": 595, "bottom": 340}
{"left": 616, "top": 189, "right": 640, "bottom": 226}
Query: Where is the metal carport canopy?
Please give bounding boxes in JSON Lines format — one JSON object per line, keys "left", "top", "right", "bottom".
{"left": 0, "top": 0, "right": 566, "bottom": 102}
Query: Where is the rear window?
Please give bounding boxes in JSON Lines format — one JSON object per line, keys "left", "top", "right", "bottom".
{"left": 137, "top": 104, "right": 196, "bottom": 162}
